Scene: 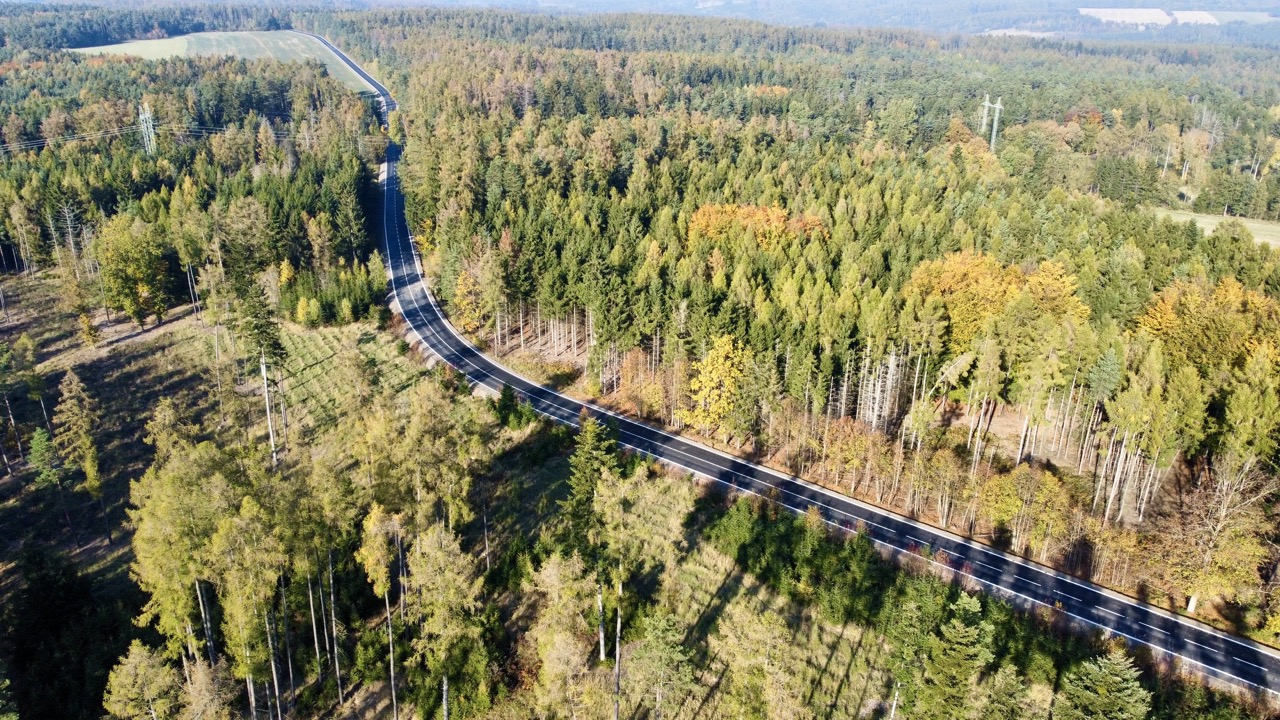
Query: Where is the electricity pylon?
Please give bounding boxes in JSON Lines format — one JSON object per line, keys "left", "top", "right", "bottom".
{"left": 981, "top": 95, "right": 1003, "bottom": 152}
{"left": 138, "top": 102, "right": 156, "bottom": 156}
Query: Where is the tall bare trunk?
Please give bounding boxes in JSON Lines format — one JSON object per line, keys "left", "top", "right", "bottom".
{"left": 597, "top": 586, "right": 606, "bottom": 661}
{"left": 329, "top": 551, "right": 344, "bottom": 704}
{"left": 307, "top": 576, "right": 323, "bottom": 679}
{"left": 263, "top": 611, "right": 282, "bottom": 720}
{"left": 196, "top": 580, "right": 216, "bottom": 664}
{"left": 260, "top": 352, "right": 277, "bottom": 466}
{"left": 385, "top": 592, "right": 398, "bottom": 720}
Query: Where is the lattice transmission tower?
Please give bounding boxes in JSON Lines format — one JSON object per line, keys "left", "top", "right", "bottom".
{"left": 980, "top": 95, "right": 1003, "bottom": 152}
{"left": 138, "top": 103, "right": 157, "bottom": 156}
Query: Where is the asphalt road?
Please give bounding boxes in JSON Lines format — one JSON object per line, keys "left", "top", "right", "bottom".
{"left": 318, "top": 34, "right": 1280, "bottom": 698}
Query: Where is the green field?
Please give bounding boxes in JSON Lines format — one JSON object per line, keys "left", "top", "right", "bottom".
{"left": 1156, "top": 208, "right": 1280, "bottom": 247}
{"left": 71, "top": 31, "right": 374, "bottom": 95}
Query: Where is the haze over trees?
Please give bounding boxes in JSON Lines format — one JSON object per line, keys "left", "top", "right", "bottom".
{"left": 0, "top": 3, "right": 1278, "bottom": 720}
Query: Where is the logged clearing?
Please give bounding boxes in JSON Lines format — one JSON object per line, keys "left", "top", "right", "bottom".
{"left": 1156, "top": 208, "right": 1280, "bottom": 247}
{"left": 71, "top": 31, "right": 374, "bottom": 94}
{"left": 280, "top": 321, "right": 425, "bottom": 439}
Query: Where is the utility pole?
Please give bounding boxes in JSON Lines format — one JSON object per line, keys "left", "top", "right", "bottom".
{"left": 138, "top": 102, "right": 157, "bottom": 156}
{"left": 888, "top": 683, "right": 900, "bottom": 719}
{"left": 979, "top": 93, "right": 991, "bottom": 133}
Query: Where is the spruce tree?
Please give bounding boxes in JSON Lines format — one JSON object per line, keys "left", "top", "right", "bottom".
{"left": 53, "top": 370, "right": 101, "bottom": 500}
{"left": 562, "top": 413, "right": 616, "bottom": 561}
{"left": 1055, "top": 651, "right": 1151, "bottom": 720}
{"left": 104, "top": 640, "right": 181, "bottom": 720}
{"left": 913, "top": 593, "right": 992, "bottom": 720}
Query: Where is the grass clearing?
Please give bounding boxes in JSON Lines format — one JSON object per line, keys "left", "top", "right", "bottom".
{"left": 0, "top": 275, "right": 215, "bottom": 599}
{"left": 70, "top": 31, "right": 374, "bottom": 95}
{"left": 1155, "top": 208, "right": 1280, "bottom": 247}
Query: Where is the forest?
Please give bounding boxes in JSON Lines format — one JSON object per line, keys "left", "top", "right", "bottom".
{"left": 322, "top": 5, "right": 1280, "bottom": 630}
{"left": 2, "top": 3, "right": 1280, "bottom": 720}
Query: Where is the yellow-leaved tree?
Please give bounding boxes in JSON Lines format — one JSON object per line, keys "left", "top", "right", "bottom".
{"left": 680, "top": 334, "right": 746, "bottom": 439}
{"left": 905, "top": 251, "right": 1022, "bottom": 356}
{"left": 451, "top": 269, "right": 485, "bottom": 334}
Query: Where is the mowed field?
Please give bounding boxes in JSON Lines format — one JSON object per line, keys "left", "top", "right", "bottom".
{"left": 1156, "top": 207, "right": 1280, "bottom": 247}
{"left": 71, "top": 31, "right": 373, "bottom": 94}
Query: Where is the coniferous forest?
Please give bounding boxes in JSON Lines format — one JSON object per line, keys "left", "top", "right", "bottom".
{"left": 3, "top": 4, "right": 1280, "bottom": 720}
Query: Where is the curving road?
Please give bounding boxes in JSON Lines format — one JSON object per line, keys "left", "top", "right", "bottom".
{"left": 318, "top": 34, "right": 1280, "bottom": 698}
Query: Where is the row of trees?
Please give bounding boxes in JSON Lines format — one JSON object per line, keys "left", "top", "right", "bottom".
{"left": 0, "top": 4, "right": 291, "bottom": 52}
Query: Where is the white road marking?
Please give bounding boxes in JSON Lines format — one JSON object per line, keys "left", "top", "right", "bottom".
{"left": 1235, "top": 657, "right": 1267, "bottom": 671}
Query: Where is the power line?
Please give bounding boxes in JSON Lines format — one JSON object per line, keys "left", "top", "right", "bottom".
{"left": 2, "top": 119, "right": 387, "bottom": 156}
{"left": 0, "top": 126, "right": 136, "bottom": 154}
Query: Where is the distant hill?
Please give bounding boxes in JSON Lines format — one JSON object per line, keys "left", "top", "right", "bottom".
{"left": 391, "top": 0, "right": 1280, "bottom": 45}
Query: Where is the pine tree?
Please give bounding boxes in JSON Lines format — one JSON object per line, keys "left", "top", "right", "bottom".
{"left": 0, "top": 670, "right": 16, "bottom": 720}
{"left": 405, "top": 522, "right": 485, "bottom": 719}
{"left": 180, "top": 659, "right": 236, "bottom": 720}
{"left": 28, "top": 428, "right": 60, "bottom": 491}
{"left": 913, "top": 593, "right": 993, "bottom": 720}
{"left": 355, "top": 503, "right": 400, "bottom": 720}
{"left": 528, "top": 553, "right": 596, "bottom": 718}
{"left": 624, "top": 611, "right": 694, "bottom": 719}
{"left": 981, "top": 664, "right": 1030, "bottom": 718}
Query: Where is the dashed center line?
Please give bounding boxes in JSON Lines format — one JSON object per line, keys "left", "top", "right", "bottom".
{"left": 1235, "top": 657, "right": 1267, "bottom": 671}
